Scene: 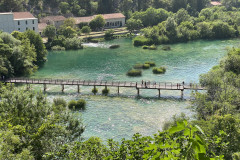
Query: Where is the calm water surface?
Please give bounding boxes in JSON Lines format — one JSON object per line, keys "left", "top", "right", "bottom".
{"left": 31, "top": 38, "right": 239, "bottom": 141}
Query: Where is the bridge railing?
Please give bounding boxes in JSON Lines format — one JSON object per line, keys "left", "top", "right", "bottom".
{"left": 4, "top": 78, "right": 204, "bottom": 89}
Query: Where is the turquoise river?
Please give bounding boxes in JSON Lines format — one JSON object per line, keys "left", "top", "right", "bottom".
{"left": 30, "top": 38, "right": 239, "bottom": 141}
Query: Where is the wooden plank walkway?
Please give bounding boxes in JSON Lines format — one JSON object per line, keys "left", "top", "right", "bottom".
{"left": 2, "top": 78, "right": 206, "bottom": 97}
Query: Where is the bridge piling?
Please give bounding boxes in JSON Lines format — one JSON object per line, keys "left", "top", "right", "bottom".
{"left": 117, "top": 86, "right": 119, "bottom": 95}
{"left": 43, "top": 84, "right": 47, "bottom": 92}
{"left": 181, "top": 90, "right": 184, "bottom": 99}
{"left": 158, "top": 89, "right": 161, "bottom": 98}
{"left": 62, "top": 85, "right": 64, "bottom": 92}
{"left": 77, "top": 85, "right": 80, "bottom": 93}
{"left": 137, "top": 88, "right": 140, "bottom": 96}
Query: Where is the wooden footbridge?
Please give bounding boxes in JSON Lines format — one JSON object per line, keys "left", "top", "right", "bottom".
{"left": 2, "top": 78, "right": 206, "bottom": 98}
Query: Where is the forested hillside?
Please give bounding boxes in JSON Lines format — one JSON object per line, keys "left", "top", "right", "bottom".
{"left": 0, "top": 0, "right": 213, "bottom": 18}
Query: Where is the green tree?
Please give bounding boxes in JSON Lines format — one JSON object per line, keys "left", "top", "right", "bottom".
{"left": 59, "top": 26, "right": 77, "bottom": 38}
{"left": 126, "top": 18, "right": 143, "bottom": 32}
{"left": 0, "top": 86, "right": 85, "bottom": 159}
{"left": 104, "top": 29, "right": 114, "bottom": 40}
{"left": 59, "top": 2, "right": 69, "bottom": 14}
{"left": 81, "top": 26, "right": 91, "bottom": 36}
{"left": 89, "top": 15, "right": 106, "bottom": 31}
{"left": 43, "top": 25, "right": 56, "bottom": 41}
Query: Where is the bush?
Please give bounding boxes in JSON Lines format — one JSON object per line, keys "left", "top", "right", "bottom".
{"left": 133, "top": 36, "right": 151, "bottom": 46}
{"left": 92, "top": 87, "right": 98, "bottom": 95}
{"left": 142, "top": 63, "right": 150, "bottom": 69}
{"left": 127, "top": 69, "right": 142, "bottom": 77}
{"left": 133, "top": 63, "right": 143, "bottom": 69}
{"left": 162, "top": 45, "right": 171, "bottom": 50}
{"left": 102, "top": 88, "right": 109, "bottom": 95}
{"left": 89, "top": 38, "right": 105, "bottom": 43}
{"left": 104, "top": 29, "right": 114, "bottom": 40}
{"left": 152, "top": 67, "right": 166, "bottom": 74}
{"left": 149, "top": 44, "right": 157, "bottom": 50}
{"left": 145, "top": 61, "right": 156, "bottom": 67}
{"left": 76, "top": 99, "right": 86, "bottom": 110}
{"left": 53, "top": 98, "right": 67, "bottom": 107}
{"left": 109, "top": 44, "right": 120, "bottom": 49}
{"left": 64, "top": 37, "right": 83, "bottom": 50}
{"left": 68, "top": 100, "right": 77, "bottom": 109}
{"left": 142, "top": 45, "right": 149, "bottom": 49}
{"left": 51, "top": 45, "right": 65, "bottom": 51}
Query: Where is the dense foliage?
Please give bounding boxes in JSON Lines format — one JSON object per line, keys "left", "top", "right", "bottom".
{"left": 132, "top": 7, "right": 240, "bottom": 45}
{"left": 191, "top": 47, "right": 240, "bottom": 159}
{"left": 0, "top": 31, "right": 47, "bottom": 78}
{"left": 0, "top": 85, "right": 84, "bottom": 159}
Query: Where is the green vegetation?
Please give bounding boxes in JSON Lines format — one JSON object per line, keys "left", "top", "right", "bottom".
{"left": 89, "top": 15, "right": 106, "bottom": 31}
{"left": 102, "top": 87, "right": 110, "bottom": 95}
{"left": 92, "top": 87, "right": 98, "bottom": 95}
{"left": 152, "top": 66, "right": 166, "bottom": 74}
{"left": 145, "top": 61, "right": 156, "bottom": 67}
{"left": 127, "top": 69, "right": 142, "bottom": 77}
{"left": 132, "top": 7, "right": 240, "bottom": 46}
{"left": 81, "top": 26, "right": 91, "bottom": 36}
{"left": 53, "top": 97, "right": 67, "bottom": 107}
{"left": 68, "top": 99, "right": 86, "bottom": 110}
{"left": 104, "top": 29, "right": 114, "bottom": 40}
{"left": 0, "top": 85, "right": 84, "bottom": 159}
{"left": 51, "top": 45, "right": 65, "bottom": 51}
{"left": 0, "top": 31, "right": 47, "bottom": 78}
{"left": 89, "top": 38, "right": 105, "bottom": 43}
{"left": 142, "top": 63, "right": 150, "bottom": 69}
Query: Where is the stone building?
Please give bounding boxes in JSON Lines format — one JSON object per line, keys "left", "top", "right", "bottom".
{"left": 40, "top": 16, "right": 66, "bottom": 28}
{"left": 0, "top": 12, "right": 38, "bottom": 33}
{"left": 74, "top": 13, "right": 125, "bottom": 28}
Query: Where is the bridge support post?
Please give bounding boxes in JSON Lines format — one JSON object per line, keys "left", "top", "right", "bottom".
{"left": 181, "top": 90, "right": 184, "bottom": 99}
{"left": 62, "top": 85, "right": 64, "bottom": 92}
{"left": 158, "top": 89, "right": 161, "bottom": 98}
{"left": 117, "top": 86, "right": 120, "bottom": 95}
{"left": 43, "top": 84, "right": 47, "bottom": 92}
{"left": 77, "top": 85, "right": 80, "bottom": 93}
{"left": 137, "top": 88, "right": 140, "bottom": 96}
{"left": 105, "top": 86, "right": 107, "bottom": 90}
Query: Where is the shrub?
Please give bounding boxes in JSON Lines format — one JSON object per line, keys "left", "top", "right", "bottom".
{"left": 68, "top": 100, "right": 77, "bottom": 109}
{"left": 89, "top": 38, "right": 105, "bottom": 43}
{"left": 64, "top": 37, "right": 83, "bottom": 50}
{"left": 133, "top": 63, "right": 143, "bottom": 69}
{"left": 143, "top": 63, "right": 150, "bottom": 69}
{"left": 145, "top": 61, "right": 156, "bottom": 67}
{"left": 102, "top": 88, "right": 110, "bottom": 95}
{"left": 133, "top": 36, "right": 150, "bottom": 46}
{"left": 149, "top": 44, "right": 157, "bottom": 50}
{"left": 76, "top": 99, "right": 86, "bottom": 110}
{"left": 162, "top": 45, "right": 171, "bottom": 50}
{"left": 127, "top": 69, "right": 142, "bottom": 77}
{"left": 53, "top": 98, "right": 67, "bottom": 107}
{"left": 92, "top": 87, "right": 98, "bottom": 95}
{"left": 152, "top": 67, "right": 166, "bottom": 74}
{"left": 142, "top": 45, "right": 149, "bottom": 49}
{"left": 104, "top": 29, "right": 114, "bottom": 40}
{"left": 51, "top": 45, "right": 65, "bottom": 51}
{"left": 109, "top": 44, "right": 120, "bottom": 49}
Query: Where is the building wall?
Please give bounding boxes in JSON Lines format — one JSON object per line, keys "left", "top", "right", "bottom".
{"left": 14, "top": 18, "right": 39, "bottom": 33}
{"left": 0, "top": 13, "right": 15, "bottom": 33}
{"left": 105, "top": 18, "right": 125, "bottom": 28}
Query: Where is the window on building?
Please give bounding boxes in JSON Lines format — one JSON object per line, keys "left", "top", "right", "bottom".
{"left": 32, "top": 20, "right": 34, "bottom": 24}
{"left": 33, "top": 27, "right": 35, "bottom": 31}
{"left": 18, "top": 21, "right": 20, "bottom": 25}
{"left": 26, "top": 27, "right": 28, "bottom": 30}
{"left": 18, "top": 28, "right": 20, "bottom": 31}
{"left": 26, "top": 21, "right": 28, "bottom": 25}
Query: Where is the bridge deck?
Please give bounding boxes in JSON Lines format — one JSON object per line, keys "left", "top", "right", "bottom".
{"left": 3, "top": 78, "right": 205, "bottom": 90}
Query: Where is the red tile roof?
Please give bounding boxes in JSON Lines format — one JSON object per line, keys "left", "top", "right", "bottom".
{"left": 210, "top": 1, "right": 222, "bottom": 6}
{"left": 102, "top": 13, "right": 125, "bottom": 20}
{"left": 13, "top": 12, "right": 35, "bottom": 19}
{"left": 74, "top": 16, "right": 94, "bottom": 24}
{"left": 74, "top": 13, "right": 125, "bottom": 24}
{"left": 38, "top": 23, "right": 48, "bottom": 31}
{"left": 41, "top": 16, "right": 66, "bottom": 22}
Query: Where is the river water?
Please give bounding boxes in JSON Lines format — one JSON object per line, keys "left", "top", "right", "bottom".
{"left": 30, "top": 38, "right": 239, "bottom": 141}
